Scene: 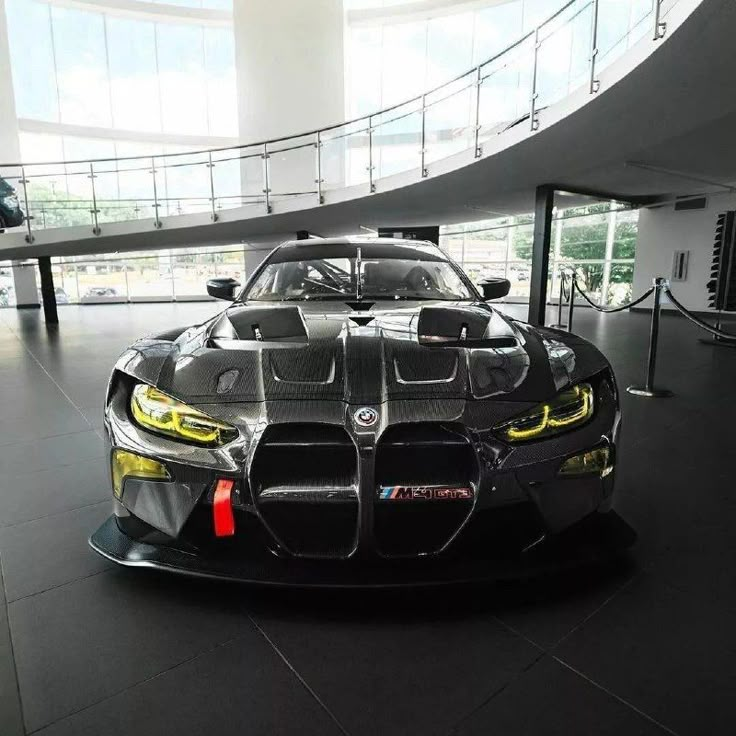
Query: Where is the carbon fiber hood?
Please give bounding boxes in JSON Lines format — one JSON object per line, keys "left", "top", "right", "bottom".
{"left": 115, "top": 300, "right": 609, "bottom": 404}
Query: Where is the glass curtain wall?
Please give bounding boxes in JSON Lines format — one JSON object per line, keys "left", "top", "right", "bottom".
{"left": 28, "top": 245, "right": 248, "bottom": 306}
{"left": 5, "top": 0, "right": 236, "bottom": 137}
{"left": 344, "top": 0, "right": 662, "bottom": 178}
{"left": 440, "top": 204, "right": 638, "bottom": 306}
{"left": 3, "top": 0, "right": 238, "bottom": 227}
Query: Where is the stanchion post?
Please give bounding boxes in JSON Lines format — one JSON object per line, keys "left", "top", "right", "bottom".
{"left": 567, "top": 272, "right": 576, "bottom": 332}
{"left": 552, "top": 270, "right": 566, "bottom": 328}
{"left": 627, "top": 277, "right": 673, "bottom": 398}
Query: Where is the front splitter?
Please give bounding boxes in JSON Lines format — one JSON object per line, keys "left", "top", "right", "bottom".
{"left": 90, "top": 511, "right": 636, "bottom": 588}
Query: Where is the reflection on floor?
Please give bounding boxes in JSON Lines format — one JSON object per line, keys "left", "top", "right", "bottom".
{"left": 0, "top": 302, "right": 734, "bottom": 736}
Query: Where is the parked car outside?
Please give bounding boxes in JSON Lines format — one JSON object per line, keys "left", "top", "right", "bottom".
{"left": 0, "top": 175, "right": 24, "bottom": 231}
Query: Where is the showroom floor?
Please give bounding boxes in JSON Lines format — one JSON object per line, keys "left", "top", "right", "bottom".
{"left": 0, "top": 301, "right": 734, "bottom": 736}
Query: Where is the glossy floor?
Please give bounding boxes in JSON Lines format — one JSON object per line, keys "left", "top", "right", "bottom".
{"left": 0, "top": 302, "right": 734, "bottom": 736}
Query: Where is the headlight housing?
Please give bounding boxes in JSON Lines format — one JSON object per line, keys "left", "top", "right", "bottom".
{"left": 130, "top": 383, "right": 238, "bottom": 446}
{"left": 494, "top": 382, "right": 594, "bottom": 442}
{"left": 2, "top": 194, "right": 18, "bottom": 209}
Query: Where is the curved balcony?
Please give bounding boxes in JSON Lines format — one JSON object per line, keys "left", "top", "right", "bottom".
{"left": 0, "top": 0, "right": 716, "bottom": 258}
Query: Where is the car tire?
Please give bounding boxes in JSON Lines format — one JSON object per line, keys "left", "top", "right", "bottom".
{"left": 0, "top": 216, "right": 5, "bottom": 234}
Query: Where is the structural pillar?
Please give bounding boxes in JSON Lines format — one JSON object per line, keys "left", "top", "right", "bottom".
{"left": 12, "top": 262, "right": 38, "bottom": 309}
{"left": 0, "top": 0, "right": 20, "bottom": 165}
{"left": 38, "top": 256, "right": 58, "bottom": 325}
{"left": 232, "top": 0, "right": 345, "bottom": 199}
{"left": 528, "top": 185, "right": 555, "bottom": 326}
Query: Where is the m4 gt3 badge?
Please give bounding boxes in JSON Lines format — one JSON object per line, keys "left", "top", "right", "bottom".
{"left": 354, "top": 407, "right": 378, "bottom": 427}
{"left": 379, "top": 486, "right": 474, "bottom": 501}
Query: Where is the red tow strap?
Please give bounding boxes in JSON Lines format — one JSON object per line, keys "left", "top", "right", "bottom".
{"left": 213, "top": 479, "right": 235, "bottom": 537}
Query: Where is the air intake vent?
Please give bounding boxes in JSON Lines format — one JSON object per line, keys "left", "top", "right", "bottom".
{"left": 707, "top": 211, "right": 736, "bottom": 311}
{"left": 374, "top": 423, "right": 477, "bottom": 557}
{"left": 251, "top": 424, "right": 359, "bottom": 558}
{"left": 674, "top": 195, "right": 707, "bottom": 211}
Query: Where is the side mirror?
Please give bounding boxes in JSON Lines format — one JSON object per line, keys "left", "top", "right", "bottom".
{"left": 207, "top": 277, "right": 240, "bottom": 301}
{"left": 479, "top": 278, "right": 511, "bottom": 301}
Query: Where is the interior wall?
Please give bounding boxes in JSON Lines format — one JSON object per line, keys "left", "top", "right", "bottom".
{"left": 0, "top": 0, "right": 19, "bottom": 162}
{"left": 633, "top": 191, "right": 736, "bottom": 312}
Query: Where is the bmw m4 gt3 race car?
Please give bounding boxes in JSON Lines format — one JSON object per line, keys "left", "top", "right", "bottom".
{"left": 90, "top": 237, "right": 635, "bottom": 586}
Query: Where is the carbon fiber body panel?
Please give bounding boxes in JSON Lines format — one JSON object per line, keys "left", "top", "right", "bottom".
{"left": 91, "top": 238, "right": 632, "bottom": 583}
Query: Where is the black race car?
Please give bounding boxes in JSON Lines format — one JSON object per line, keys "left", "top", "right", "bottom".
{"left": 90, "top": 238, "right": 634, "bottom": 586}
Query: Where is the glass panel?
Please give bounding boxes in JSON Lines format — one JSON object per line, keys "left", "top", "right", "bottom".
{"left": 76, "top": 259, "right": 128, "bottom": 303}
{"left": 156, "top": 23, "right": 207, "bottom": 135}
{"left": 5, "top": 0, "right": 59, "bottom": 122}
{"left": 0, "top": 263, "right": 15, "bottom": 307}
{"left": 214, "top": 249, "right": 246, "bottom": 283}
{"left": 51, "top": 6, "right": 112, "bottom": 128}
{"left": 607, "top": 263, "right": 635, "bottom": 305}
{"left": 612, "top": 210, "right": 638, "bottom": 259}
{"left": 570, "top": 262, "right": 605, "bottom": 302}
{"left": 559, "top": 212, "right": 608, "bottom": 261}
{"left": 107, "top": 17, "right": 161, "bottom": 133}
{"left": 267, "top": 135, "right": 318, "bottom": 205}
{"left": 441, "top": 233, "right": 465, "bottom": 263}
{"left": 463, "top": 225, "right": 511, "bottom": 263}
{"left": 204, "top": 27, "right": 237, "bottom": 137}
{"left": 211, "top": 146, "right": 256, "bottom": 213}
{"left": 372, "top": 98, "right": 423, "bottom": 180}
{"left": 509, "top": 217, "right": 534, "bottom": 262}
{"left": 536, "top": 0, "right": 594, "bottom": 109}
{"left": 347, "top": 26, "right": 383, "bottom": 118}
{"left": 127, "top": 255, "right": 175, "bottom": 300}
{"left": 160, "top": 150, "right": 211, "bottom": 217}
{"left": 322, "top": 120, "right": 367, "bottom": 191}
{"left": 424, "top": 73, "right": 476, "bottom": 167}
{"left": 473, "top": 4, "right": 524, "bottom": 65}
{"left": 425, "top": 13, "right": 474, "bottom": 87}
{"left": 477, "top": 35, "right": 535, "bottom": 146}
{"left": 53, "top": 262, "right": 80, "bottom": 304}
{"left": 173, "top": 252, "right": 216, "bottom": 299}
{"left": 381, "top": 21, "right": 428, "bottom": 107}
{"left": 114, "top": 150, "right": 158, "bottom": 223}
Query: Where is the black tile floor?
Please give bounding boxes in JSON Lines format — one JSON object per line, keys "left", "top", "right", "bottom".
{"left": 0, "top": 302, "right": 734, "bottom": 736}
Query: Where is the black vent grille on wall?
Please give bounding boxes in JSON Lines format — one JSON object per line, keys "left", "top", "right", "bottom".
{"left": 707, "top": 211, "right": 736, "bottom": 311}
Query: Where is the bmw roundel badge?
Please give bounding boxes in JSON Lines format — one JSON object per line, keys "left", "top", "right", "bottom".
{"left": 354, "top": 407, "right": 378, "bottom": 428}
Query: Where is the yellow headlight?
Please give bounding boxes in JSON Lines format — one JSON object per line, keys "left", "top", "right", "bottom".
{"left": 111, "top": 449, "right": 170, "bottom": 498}
{"left": 130, "top": 384, "right": 238, "bottom": 446}
{"left": 495, "top": 383, "right": 594, "bottom": 442}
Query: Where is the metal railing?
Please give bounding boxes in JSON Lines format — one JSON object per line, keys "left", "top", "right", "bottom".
{"left": 0, "top": 0, "right": 676, "bottom": 244}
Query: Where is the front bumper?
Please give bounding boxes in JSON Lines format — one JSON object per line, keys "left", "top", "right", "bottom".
{"left": 90, "top": 509, "right": 635, "bottom": 587}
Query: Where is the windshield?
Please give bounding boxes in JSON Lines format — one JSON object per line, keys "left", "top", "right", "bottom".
{"left": 245, "top": 253, "right": 475, "bottom": 301}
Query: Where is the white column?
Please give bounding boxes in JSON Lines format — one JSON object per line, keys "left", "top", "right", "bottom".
{"left": 12, "top": 262, "right": 38, "bottom": 308}
{"left": 0, "top": 0, "right": 19, "bottom": 164}
{"left": 0, "top": 1, "right": 34, "bottom": 307}
{"left": 232, "top": 0, "right": 345, "bottom": 199}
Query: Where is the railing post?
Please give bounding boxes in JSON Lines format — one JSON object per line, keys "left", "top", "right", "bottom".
{"left": 262, "top": 143, "right": 272, "bottom": 214}
{"left": 151, "top": 157, "right": 162, "bottom": 229}
{"left": 89, "top": 163, "right": 101, "bottom": 235}
{"left": 529, "top": 27, "right": 541, "bottom": 131}
{"left": 207, "top": 151, "right": 218, "bottom": 222}
{"left": 627, "top": 278, "right": 673, "bottom": 398}
{"left": 368, "top": 115, "right": 376, "bottom": 193}
{"left": 420, "top": 93, "right": 428, "bottom": 177}
{"left": 589, "top": 0, "right": 601, "bottom": 94}
{"left": 653, "top": 0, "right": 667, "bottom": 40}
{"left": 474, "top": 65, "right": 483, "bottom": 158}
{"left": 315, "top": 131, "right": 324, "bottom": 205}
{"left": 19, "top": 167, "right": 34, "bottom": 244}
